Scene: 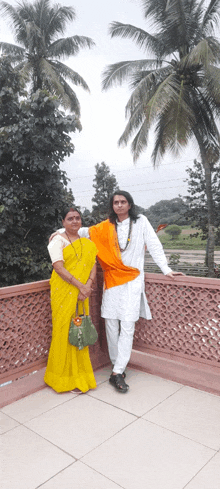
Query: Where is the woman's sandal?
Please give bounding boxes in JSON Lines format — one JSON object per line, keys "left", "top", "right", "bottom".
{"left": 109, "top": 373, "right": 129, "bottom": 393}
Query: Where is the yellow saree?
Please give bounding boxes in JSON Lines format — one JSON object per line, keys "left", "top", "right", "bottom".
{"left": 44, "top": 238, "right": 97, "bottom": 393}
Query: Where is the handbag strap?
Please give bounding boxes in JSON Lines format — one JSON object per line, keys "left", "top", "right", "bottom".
{"left": 75, "top": 300, "right": 88, "bottom": 317}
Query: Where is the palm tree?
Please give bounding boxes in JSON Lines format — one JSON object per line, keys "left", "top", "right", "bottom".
{"left": 102, "top": 0, "right": 220, "bottom": 276}
{"left": 0, "top": 0, "right": 95, "bottom": 115}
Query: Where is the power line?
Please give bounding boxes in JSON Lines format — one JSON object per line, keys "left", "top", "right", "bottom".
{"left": 117, "top": 177, "right": 185, "bottom": 187}
{"left": 72, "top": 183, "right": 187, "bottom": 196}
{"left": 68, "top": 158, "right": 195, "bottom": 179}
{"left": 71, "top": 177, "right": 186, "bottom": 192}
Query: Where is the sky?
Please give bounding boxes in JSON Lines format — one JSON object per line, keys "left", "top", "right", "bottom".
{"left": 0, "top": 0, "right": 202, "bottom": 210}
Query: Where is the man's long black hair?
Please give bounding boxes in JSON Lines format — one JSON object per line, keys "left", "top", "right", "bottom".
{"left": 108, "top": 190, "right": 140, "bottom": 225}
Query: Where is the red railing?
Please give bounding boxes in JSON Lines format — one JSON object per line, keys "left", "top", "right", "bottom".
{"left": 1, "top": 272, "right": 220, "bottom": 403}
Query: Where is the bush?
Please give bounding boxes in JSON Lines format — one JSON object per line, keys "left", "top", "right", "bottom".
{"left": 164, "top": 225, "right": 182, "bottom": 240}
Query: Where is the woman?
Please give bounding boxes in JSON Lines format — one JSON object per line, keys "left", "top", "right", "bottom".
{"left": 44, "top": 207, "right": 97, "bottom": 393}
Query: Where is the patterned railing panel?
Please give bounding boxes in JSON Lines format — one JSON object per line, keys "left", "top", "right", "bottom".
{"left": 1, "top": 289, "right": 52, "bottom": 377}
{"left": 134, "top": 274, "right": 220, "bottom": 366}
{"left": 0, "top": 272, "right": 108, "bottom": 384}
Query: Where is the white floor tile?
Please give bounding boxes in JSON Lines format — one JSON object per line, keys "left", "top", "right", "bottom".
{"left": 94, "top": 366, "right": 112, "bottom": 385}
{"left": 0, "top": 411, "right": 19, "bottom": 434}
{"left": 185, "top": 452, "right": 220, "bottom": 489}
{"left": 1, "top": 387, "right": 77, "bottom": 423}
{"left": 2, "top": 425, "right": 74, "bottom": 489}
{"left": 24, "top": 394, "right": 136, "bottom": 459}
{"left": 40, "top": 461, "right": 121, "bottom": 488}
{"left": 89, "top": 369, "right": 182, "bottom": 416}
{"left": 82, "top": 418, "right": 214, "bottom": 489}
{"left": 143, "top": 386, "right": 220, "bottom": 449}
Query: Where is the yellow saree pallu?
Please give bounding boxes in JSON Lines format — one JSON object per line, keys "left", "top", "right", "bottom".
{"left": 44, "top": 238, "right": 97, "bottom": 393}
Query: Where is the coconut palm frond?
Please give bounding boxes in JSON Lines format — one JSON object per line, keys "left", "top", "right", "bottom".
{"left": 49, "top": 36, "right": 95, "bottom": 58}
{"left": 134, "top": 73, "right": 186, "bottom": 125}
{"left": 152, "top": 107, "right": 192, "bottom": 166}
{"left": 130, "top": 70, "right": 154, "bottom": 90}
{"left": 45, "top": 3, "right": 76, "bottom": 40}
{"left": 205, "top": 65, "right": 220, "bottom": 106}
{"left": 0, "top": 41, "right": 25, "bottom": 56}
{"left": 188, "top": 87, "right": 220, "bottom": 148}
{"left": 130, "top": 119, "right": 150, "bottom": 162}
{"left": 125, "top": 66, "right": 173, "bottom": 117}
{"left": 129, "top": 60, "right": 165, "bottom": 89}
{"left": 102, "top": 59, "right": 156, "bottom": 91}
{"left": 50, "top": 60, "right": 90, "bottom": 91}
{"left": 0, "top": 2, "right": 29, "bottom": 46}
{"left": 39, "top": 57, "right": 73, "bottom": 111}
{"left": 58, "top": 77, "right": 81, "bottom": 115}
{"left": 109, "top": 21, "right": 160, "bottom": 55}
{"left": 184, "top": 38, "right": 220, "bottom": 68}
{"left": 151, "top": 117, "right": 167, "bottom": 167}
{"left": 142, "top": 0, "right": 167, "bottom": 24}
{"left": 202, "top": 0, "right": 220, "bottom": 32}
{"left": 125, "top": 71, "right": 162, "bottom": 118}
{"left": 118, "top": 103, "right": 146, "bottom": 147}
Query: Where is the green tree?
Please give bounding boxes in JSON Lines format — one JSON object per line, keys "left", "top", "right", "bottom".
{"left": 0, "top": 59, "right": 80, "bottom": 286}
{"left": 184, "top": 159, "right": 220, "bottom": 253}
{"left": 92, "top": 162, "right": 119, "bottom": 222}
{"left": 165, "top": 224, "right": 182, "bottom": 240}
{"left": 0, "top": 0, "right": 95, "bottom": 115}
{"left": 102, "top": 0, "right": 220, "bottom": 276}
{"left": 145, "top": 197, "right": 188, "bottom": 230}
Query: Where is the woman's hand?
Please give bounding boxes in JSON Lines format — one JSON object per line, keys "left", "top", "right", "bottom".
{"left": 78, "top": 273, "right": 95, "bottom": 301}
{"left": 78, "top": 283, "right": 93, "bottom": 300}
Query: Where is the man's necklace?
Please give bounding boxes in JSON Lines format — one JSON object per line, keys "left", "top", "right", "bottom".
{"left": 117, "top": 219, "right": 133, "bottom": 252}
{"left": 65, "top": 231, "right": 82, "bottom": 262}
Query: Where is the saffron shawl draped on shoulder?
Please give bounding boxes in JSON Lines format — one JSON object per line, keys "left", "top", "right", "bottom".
{"left": 44, "top": 237, "right": 97, "bottom": 393}
{"left": 89, "top": 219, "right": 139, "bottom": 289}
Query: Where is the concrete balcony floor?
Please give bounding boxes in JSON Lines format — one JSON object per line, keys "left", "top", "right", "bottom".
{"left": 1, "top": 367, "right": 220, "bottom": 489}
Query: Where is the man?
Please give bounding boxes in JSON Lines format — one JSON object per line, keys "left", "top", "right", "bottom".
{"left": 51, "top": 190, "right": 182, "bottom": 393}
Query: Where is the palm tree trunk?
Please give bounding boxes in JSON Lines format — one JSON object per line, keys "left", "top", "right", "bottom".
{"left": 194, "top": 132, "right": 215, "bottom": 277}
{"left": 203, "top": 159, "right": 215, "bottom": 277}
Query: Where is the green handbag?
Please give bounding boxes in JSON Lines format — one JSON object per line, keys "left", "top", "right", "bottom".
{"left": 68, "top": 306, "right": 98, "bottom": 351}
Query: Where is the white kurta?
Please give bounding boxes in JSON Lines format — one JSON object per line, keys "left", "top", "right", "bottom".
{"left": 77, "top": 215, "right": 172, "bottom": 322}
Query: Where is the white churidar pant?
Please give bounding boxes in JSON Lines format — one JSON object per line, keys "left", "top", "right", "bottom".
{"left": 105, "top": 319, "right": 135, "bottom": 374}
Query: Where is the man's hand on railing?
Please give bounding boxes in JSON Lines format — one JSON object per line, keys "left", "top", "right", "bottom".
{"left": 166, "top": 271, "right": 185, "bottom": 278}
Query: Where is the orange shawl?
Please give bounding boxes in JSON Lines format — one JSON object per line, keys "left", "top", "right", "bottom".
{"left": 89, "top": 219, "right": 140, "bottom": 289}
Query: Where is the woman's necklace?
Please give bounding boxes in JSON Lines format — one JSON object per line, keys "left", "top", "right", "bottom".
{"left": 117, "top": 219, "right": 133, "bottom": 252}
{"left": 65, "top": 231, "right": 82, "bottom": 262}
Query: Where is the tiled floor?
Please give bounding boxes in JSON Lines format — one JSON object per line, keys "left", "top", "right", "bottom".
{"left": 1, "top": 367, "right": 220, "bottom": 489}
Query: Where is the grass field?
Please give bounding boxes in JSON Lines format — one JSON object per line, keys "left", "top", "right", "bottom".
{"left": 158, "top": 226, "right": 220, "bottom": 250}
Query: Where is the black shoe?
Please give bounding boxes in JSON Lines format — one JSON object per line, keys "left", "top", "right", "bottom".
{"left": 112, "top": 366, "right": 126, "bottom": 379}
{"left": 109, "top": 373, "right": 129, "bottom": 393}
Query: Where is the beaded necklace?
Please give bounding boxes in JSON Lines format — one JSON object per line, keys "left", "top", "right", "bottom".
{"left": 117, "top": 218, "right": 133, "bottom": 252}
{"left": 65, "top": 231, "right": 83, "bottom": 262}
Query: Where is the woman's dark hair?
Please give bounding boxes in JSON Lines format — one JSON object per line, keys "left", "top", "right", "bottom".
{"left": 108, "top": 190, "right": 140, "bottom": 224}
{"left": 61, "top": 206, "right": 82, "bottom": 222}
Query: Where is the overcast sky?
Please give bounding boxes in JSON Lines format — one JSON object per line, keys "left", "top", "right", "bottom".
{"left": 0, "top": 0, "right": 202, "bottom": 210}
